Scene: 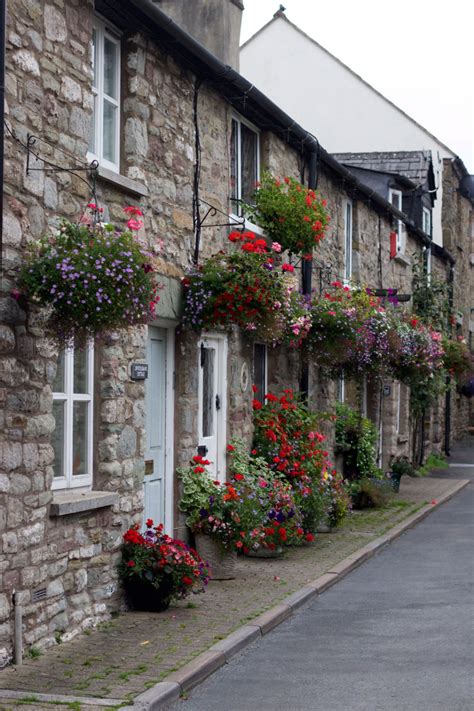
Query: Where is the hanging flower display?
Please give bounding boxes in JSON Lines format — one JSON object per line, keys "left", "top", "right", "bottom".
{"left": 19, "top": 207, "right": 160, "bottom": 344}
{"left": 307, "top": 282, "right": 391, "bottom": 376}
{"left": 182, "top": 231, "right": 308, "bottom": 344}
{"left": 245, "top": 172, "right": 330, "bottom": 257}
{"left": 388, "top": 316, "right": 445, "bottom": 383}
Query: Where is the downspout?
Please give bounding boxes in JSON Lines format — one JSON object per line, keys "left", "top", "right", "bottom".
{"left": 444, "top": 262, "right": 455, "bottom": 456}
{"left": 299, "top": 148, "right": 318, "bottom": 398}
{"left": 0, "top": 0, "right": 6, "bottom": 275}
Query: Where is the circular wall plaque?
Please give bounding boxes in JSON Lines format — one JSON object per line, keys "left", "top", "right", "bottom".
{"left": 240, "top": 362, "right": 249, "bottom": 392}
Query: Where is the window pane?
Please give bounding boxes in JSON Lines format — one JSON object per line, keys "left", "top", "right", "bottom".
{"left": 89, "top": 94, "right": 97, "bottom": 154}
{"left": 52, "top": 401, "right": 65, "bottom": 478}
{"left": 241, "top": 123, "right": 258, "bottom": 205}
{"left": 253, "top": 344, "right": 266, "bottom": 405}
{"left": 72, "top": 402, "right": 89, "bottom": 476}
{"left": 74, "top": 348, "right": 88, "bottom": 394}
{"left": 53, "top": 352, "right": 65, "bottom": 393}
{"left": 202, "top": 348, "right": 215, "bottom": 438}
{"left": 91, "top": 29, "right": 97, "bottom": 87}
{"left": 103, "top": 37, "right": 117, "bottom": 99}
{"left": 390, "top": 191, "right": 401, "bottom": 210}
{"left": 103, "top": 100, "right": 117, "bottom": 162}
{"left": 230, "top": 119, "right": 239, "bottom": 207}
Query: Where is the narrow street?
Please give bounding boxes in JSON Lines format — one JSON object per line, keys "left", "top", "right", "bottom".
{"left": 173, "top": 453, "right": 474, "bottom": 711}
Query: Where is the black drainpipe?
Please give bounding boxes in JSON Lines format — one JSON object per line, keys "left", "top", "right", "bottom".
{"left": 299, "top": 148, "right": 318, "bottom": 398}
{"left": 444, "top": 262, "right": 455, "bottom": 457}
{"left": 0, "top": 0, "right": 6, "bottom": 275}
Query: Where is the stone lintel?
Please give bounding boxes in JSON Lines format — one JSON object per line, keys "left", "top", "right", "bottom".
{"left": 50, "top": 491, "right": 119, "bottom": 516}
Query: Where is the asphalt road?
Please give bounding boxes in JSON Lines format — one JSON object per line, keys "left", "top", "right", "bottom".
{"left": 173, "top": 467, "right": 474, "bottom": 711}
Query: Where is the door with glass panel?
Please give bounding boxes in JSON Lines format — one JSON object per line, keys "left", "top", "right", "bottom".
{"left": 198, "top": 335, "right": 227, "bottom": 482}
{"left": 52, "top": 346, "right": 94, "bottom": 490}
{"left": 144, "top": 327, "right": 168, "bottom": 527}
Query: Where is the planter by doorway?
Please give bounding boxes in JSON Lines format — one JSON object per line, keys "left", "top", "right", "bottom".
{"left": 124, "top": 577, "right": 173, "bottom": 612}
{"left": 194, "top": 534, "right": 237, "bottom": 580}
{"left": 246, "top": 545, "right": 284, "bottom": 559}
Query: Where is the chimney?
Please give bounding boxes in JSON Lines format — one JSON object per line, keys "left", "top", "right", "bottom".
{"left": 154, "top": 0, "right": 244, "bottom": 70}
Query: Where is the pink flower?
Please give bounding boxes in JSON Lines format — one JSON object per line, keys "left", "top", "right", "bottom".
{"left": 127, "top": 218, "right": 143, "bottom": 231}
{"left": 124, "top": 206, "right": 143, "bottom": 216}
{"left": 272, "top": 242, "right": 282, "bottom": 253}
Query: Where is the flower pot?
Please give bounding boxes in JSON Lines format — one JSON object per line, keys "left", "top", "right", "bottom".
{"left": 194, "top": 534, "right": 237, "bottom": 580}
{"left": 246, "top": 545, "right": 284, "bottom": 558}
{"left": 388, "top": 472, "right": 403, "bottom": 492}
{"left": 124, "top": 577, "right": 174, "bottom": 612}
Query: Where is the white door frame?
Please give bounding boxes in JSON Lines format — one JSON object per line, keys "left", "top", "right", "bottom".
{"left": 198, "top": 332, "right": 228, "bottom": 482}
{"left": 147, "top": 319, "right": 176, "bottom": 534}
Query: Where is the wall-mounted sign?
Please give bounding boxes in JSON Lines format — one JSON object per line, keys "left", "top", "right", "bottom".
{"left": 383, "top": 385, "right": 391, "bottom": 396}
{"left": 131, "top": 363, "right": 148, "bottom": 380}
{"left": 240, "top": 362, "right": 249, "bottom": 393}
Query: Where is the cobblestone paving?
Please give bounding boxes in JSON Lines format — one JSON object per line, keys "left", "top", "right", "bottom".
{"left": 0, "top": 476, "right": 465, "bottom": 708}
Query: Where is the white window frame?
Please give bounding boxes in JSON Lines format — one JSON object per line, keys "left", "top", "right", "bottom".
{"left": 389, "top": 189, "right": 404, "bottom": 254}
{"left": 52, "top": 346, "right": 94, "bottom": 491}
{"left": 422, "top": 207, "right": 432, "bottom": 238}
{"left": 344, "top": 199, "right": 353, "bottom": 282}
{"left": 337, "top": 375, "right": 345, "bottom": 403}
{"left": 230, "top": 113, "right": 260, "bottom": 220}
{"left": 88, "top": 16, "right": 121, "bottom": 173}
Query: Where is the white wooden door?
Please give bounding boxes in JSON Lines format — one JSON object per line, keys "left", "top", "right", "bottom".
{"left": 144, "top": 327, "right": 167, "bottom": 528}
{"left": 198, "top": 335, "right": 227, "bottom": 482}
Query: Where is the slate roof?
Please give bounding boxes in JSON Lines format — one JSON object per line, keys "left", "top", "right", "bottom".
{"left": 332, "top": 151, "right": 433, "bottom": 188}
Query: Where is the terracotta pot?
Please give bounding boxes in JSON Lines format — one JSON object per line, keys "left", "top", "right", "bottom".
{"left": 194, "top": 534, "right": 237, "bottom": 580}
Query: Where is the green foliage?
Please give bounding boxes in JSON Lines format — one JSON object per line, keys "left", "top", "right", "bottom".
{"left": 411, "top": 252, "right": 451, "bottom": 332}
{"left": 350, "top": 478, "right": 392, "bottom": 509}
{"left": 335, "top": 402, "right": 380, "bottom": 480}
{"left": 19, "top": 217, "right": 159, "bottom": 344}
{"left": 246, "top": 171, "right": 329, "bottom": 256}
{"left": 442, "top": 336, "right": 472, "bottom": 381}
{"left": 415, "top": 452, "right": 447, "bottom": 477}
{"left": 389, "top": 455, "right": 416, "bottom": 477}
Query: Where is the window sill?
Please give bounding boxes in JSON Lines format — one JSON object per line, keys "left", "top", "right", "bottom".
{"left": 50, "top": 490, "right": 119, "bottom": 517}
{"left": 229, "top": 214, "right": 266, "bottom": 237}
{"left": 393, "top": 252, "right": 411, "bottom": 267}
{"left": 96, "top": 165, "right": 149, "bottom": 198}
{"left": 397, "top": 435, "right": 409, "bottom": 445}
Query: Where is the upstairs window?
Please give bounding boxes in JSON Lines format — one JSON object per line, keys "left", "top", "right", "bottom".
{"left": 230, "top": 116, "right": 259, "bottom": 215}
{"left": 89, "top": 17, "right": 121, "bottom": 172}
{"left": 344, "top": 200, "right": 353, "bottom": 282}
{"left": 52, "top": 346, "right": 94, "bottom": 491}
{"left": 422, "top": 207, "right": 432, "bottom": 237}
{"left": 389, "top": 189, "right": 404, "bottom": 253}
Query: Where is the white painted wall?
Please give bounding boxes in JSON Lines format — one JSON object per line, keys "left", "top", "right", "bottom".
{"left": 241, "top": 17, "right": 457, "bottom": 246}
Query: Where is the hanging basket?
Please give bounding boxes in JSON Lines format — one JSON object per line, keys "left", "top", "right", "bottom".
{"left": 194, "top": 534, "right": 237, "bottom": 580}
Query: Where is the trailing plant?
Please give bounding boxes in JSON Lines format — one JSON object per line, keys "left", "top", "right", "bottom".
{"left": 442, "top": 336, "right": 472, "bottom": 381}
{"left": 245, "top": 172, "right": 330, "bottom": 257}
{"left": 19, "top": 207, "right": 160, "bottom": 344}
{"left": 182, "top": 231, "right": 308, "bottom": 344}
{"left": 307, "top": 283, "right": 391, "bottom": 377}
{"left": 119, "top": 520, "right": 209, "bottom": 603}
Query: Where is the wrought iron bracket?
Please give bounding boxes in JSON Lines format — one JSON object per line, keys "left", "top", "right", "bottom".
{"left": 197, "top": 199, "right": 245, "bottom": 229}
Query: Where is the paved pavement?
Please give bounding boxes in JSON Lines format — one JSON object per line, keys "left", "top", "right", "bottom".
{"left": 171, "top": 440, "right": 474, "bottom": 711}
{"left": 0, "top": 438, "right": 471, "bottom": 710}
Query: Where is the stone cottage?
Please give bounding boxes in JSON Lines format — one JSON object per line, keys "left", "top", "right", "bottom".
{"left": 0, "top": 0, "right": 469, "bottom": 665}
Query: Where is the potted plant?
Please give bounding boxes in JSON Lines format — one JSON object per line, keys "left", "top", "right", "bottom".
{"left": 227, "top": 439, "right": 306, "bottom": 556}
{"left": 387, "top": 455, "right": 416, "bottom": 492}
{"left": 182, "top": 230, "right": 308, "bottom": 345}
{"left": 246, "top": 172, "right": 330, "bottom": 257}
{"left": 177, "top": 455, "right": 239, "bottom": 580}
{"left": 119, "top": 520, "right": 209, "bottom": 611}
{"left": 19, "top": 206, "right": 160, "bottom": 344}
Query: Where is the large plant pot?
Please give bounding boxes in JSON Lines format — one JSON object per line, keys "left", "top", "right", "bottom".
{"left": 246, "top": 545, "right": 284, "bottom": 558}
{"left": 194, "top": 534, "right": 237, "bottom": 580}
{"left": 124, "top": 577, "right": 174, "bottom": 612}
{"left": 389, "top": 472, "right": 402, "bottom": 492}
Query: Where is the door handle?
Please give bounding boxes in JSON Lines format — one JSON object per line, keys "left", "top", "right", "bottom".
{"left": 215, "top": 394, "right": 221, "bottom": 410}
